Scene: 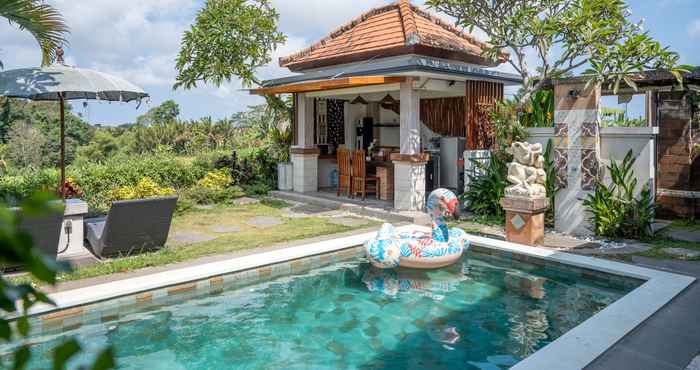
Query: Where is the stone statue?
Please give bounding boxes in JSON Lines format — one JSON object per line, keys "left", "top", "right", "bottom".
{"left": 505, "top": 142, "right": 547, "bottom": 198}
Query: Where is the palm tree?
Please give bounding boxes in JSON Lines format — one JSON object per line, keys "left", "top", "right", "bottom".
{"left": 0, "top": 0, "right": 69, "bottom": 68}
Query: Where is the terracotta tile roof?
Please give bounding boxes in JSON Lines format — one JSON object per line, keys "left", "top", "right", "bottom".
{"left": 279, "top": 0, "right": 508, "bottom": 72}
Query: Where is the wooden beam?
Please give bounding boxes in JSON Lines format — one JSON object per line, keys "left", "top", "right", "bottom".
{"left": 251, "top": 76, "right": 407, "bottom": 95}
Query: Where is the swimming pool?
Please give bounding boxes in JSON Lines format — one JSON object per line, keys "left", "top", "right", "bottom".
{"left": 4, "top": 247, "right": 641, "bottom": 370}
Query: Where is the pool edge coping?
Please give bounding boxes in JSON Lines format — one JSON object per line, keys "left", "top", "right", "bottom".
{"left": 25, "top": 225, "right": 696, "bottom": 370}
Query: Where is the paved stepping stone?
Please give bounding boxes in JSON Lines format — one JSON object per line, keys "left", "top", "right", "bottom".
{"left": 209, "top": 225, "right": 241, "bottom": 234}
{"left": 283, "top": 204, "right": 336, "bottom": 218}
{"left": 328, "top": 217, "right": 370, "bottom": 227}
{"left": 170, "top": 231, "right": 216, "bottom": 245}
{"left": 663, "top": 247, "right": 700, "bottom": 259}
{"left": 246, "top": 216, "right": 283, "bottom": 228}
{"left": 667, "top": 229, "right": 700, "bottom": 244}
{"left": 234, "top": 197, "right": 260, "bottom": 205}
{"left": 194, "top": 204, "right": 214, "bottom": 210}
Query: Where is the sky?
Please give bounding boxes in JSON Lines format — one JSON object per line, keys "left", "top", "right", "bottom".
{"left": 0, "top": 0, "right": 698, "bottom": 126}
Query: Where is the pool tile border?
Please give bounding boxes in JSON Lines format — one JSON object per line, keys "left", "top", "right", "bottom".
{"left": 20, "top": 225, "right": 696, "bottom": 370}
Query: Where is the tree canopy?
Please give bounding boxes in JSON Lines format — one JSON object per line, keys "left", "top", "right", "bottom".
{"left": 136, "top": 100, "right": 181, "bottom": 126}
{"left": 426, "top": 0, "right": 689, "bottom": 99}
{"left": 174, "top": 0, "right": 286, "bottom": 90}
{"left": 0, "top": 0, "right": 69, "bottom": 67}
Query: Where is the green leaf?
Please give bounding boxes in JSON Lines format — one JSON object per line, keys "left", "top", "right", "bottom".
{"left": 13, "top": 345, "right": 30, "bottom": 370}
{"left": 0, "top": 319, "right": 11, "bottom": 340}
{"left": 16, "top": 317, "right": 29, "bottom": 337}
{"left": 91, "top": 347, "right": 116, "bottom": 370}
{"left": 52, "top": 339, "right": 81, "bottom": 370}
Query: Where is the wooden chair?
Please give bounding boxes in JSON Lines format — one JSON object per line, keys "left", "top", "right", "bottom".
{"left": 337, "top": 149, "right": 352, "bottom": 197}
{"left": 351, "top": 149, "right": 379, "bottom": 200}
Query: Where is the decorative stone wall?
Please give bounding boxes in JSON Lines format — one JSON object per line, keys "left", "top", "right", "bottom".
{"left": 393, "top": 160, "right": 426, "bottom": 211}
{"left": 291, "top": 150, "right": 319, "bottom": 193}
{"left": 552, "top": 82, "right": 601, "bottom": 235}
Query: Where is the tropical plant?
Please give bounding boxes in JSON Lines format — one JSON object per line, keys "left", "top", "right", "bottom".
{"left": 491, "top": 100, "right": 527, "bottom": 152}
{"left": 463, "top": 154, "right": 509, "bottom": 220}
{"left": 600, "top": 107, "right": 646, "bottom": 128}
{"left": 0, "top": 0, "right": 69, "bottom": 67}
{"left": 174, "top": 0, "right": 285, "bottom": 89}
{"left": 520, "top": 90, "right": 554, "bottom": 128}
{"left": 0, "top": 193, "right": 114, "bottom": 369}
{"left": 427, "top": 0, "right": 689, "bottom": 100}
{"left": 582, "top": 150, "right": 655, "bottom": 239}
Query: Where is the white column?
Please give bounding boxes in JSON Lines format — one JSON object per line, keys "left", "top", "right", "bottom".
{"left": 295, "top": 93, "right": 315, "bottom": 148}
{"left": 400, "top": 77, "right": 420, "bottom": 155}
{"left": 291, "top": 93, "right": 319, "bottom": 193}
{"left": 394, "top": 76, "right": 426, "bottom": 211}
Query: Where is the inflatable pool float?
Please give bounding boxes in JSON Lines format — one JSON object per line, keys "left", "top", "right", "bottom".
{"left": 364, "top": 188, "right": 469, "bottom": 269}
{"left": 361, "top": 264, "right": 467, "bottom": 296}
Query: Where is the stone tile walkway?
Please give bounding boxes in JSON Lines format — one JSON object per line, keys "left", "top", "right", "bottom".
{"left": 588, "top": 256, "right": 700, "bottom": 370}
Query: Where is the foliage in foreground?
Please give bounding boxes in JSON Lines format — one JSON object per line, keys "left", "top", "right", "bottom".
{"left": 583, "top": 150, "right": 655, "bottom": 239}
{"left": 0, "top": 194, "right": 114, "bottom": 369}
{"left": 463, "top": 154, "right": 508, "bottom": 221}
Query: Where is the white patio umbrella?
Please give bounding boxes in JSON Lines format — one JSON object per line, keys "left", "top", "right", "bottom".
{"left": 0, "top": 48, "right": 148, "bottom": 197}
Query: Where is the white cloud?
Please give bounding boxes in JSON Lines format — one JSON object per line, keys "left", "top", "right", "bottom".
{"left": 689, "top": 19, "right": 700, "bottom": 38}
{"left": 0, "top": 0, "right": 519, "bottom": 124}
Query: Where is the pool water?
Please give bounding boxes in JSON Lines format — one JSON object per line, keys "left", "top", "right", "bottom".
{"left": 7, "top": 251, "right": 639, "bottom": 369}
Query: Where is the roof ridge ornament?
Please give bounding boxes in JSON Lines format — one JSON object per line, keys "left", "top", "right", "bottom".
{"left": 56, "top": 47, "right": 65, "bottom": 65}
{"left": 398, "top": 0, "right": 421, "bottom": 46}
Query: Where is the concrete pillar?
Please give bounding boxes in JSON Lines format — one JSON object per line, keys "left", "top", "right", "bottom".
{"left": 393, "top": 77, "right": 426, "bottom": 211}
{"left": 291, "top": 93, "right": 319, "bottom": 193}
{"left": 553, "top": 82, "right": 601, "bottom": 235}
{"left": 58, "top": 199, "right": 88, "bottom": 258}
{"left": 399, "top": 77, "right": 420, "bottom": 155}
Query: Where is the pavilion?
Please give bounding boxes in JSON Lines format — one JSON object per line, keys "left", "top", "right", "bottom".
{"left": 252, "top": 0, "right": 521, "bottom": 211}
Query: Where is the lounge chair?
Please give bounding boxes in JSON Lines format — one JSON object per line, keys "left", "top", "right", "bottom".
{"left": 85, "top": 197, "right": 177, "bottom": 258}
{"left": 2, "top": 206, "right": 64, "bottom": 271}
{"left": 18, "top": 208, "right": 64, "bottom": 258}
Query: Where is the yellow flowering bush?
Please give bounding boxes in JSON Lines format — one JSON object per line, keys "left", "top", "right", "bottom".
{"left": 111, "top": 177, "right": 176, "bottom": 201}
{"left": 196, "top": 168, "right": 233, "bottom": 190}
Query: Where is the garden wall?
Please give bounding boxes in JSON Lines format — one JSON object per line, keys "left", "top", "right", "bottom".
{"left": 527, "top": 127, "right": 657, "bottom": 234}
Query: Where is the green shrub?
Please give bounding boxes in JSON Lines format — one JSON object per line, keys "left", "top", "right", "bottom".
{"left": 0, "top": 168, "right": 59, "bottom": 204}
{"left": 463, "top": 154, "right": 508, "bottom": 220}
{"left": 197, "top": 168, "right": 233, "bottom": 189}
{"left": 181, "top": 185, "right": 244, "bottom": 205}
{"left": 110, "top": 177, "right": 177, "bottom": 201}
{"left": 582, "top": 150, "right": 655, "bottom": 239}
{"left": 242, "top": 181, "right": 272, "bottom": 196}
{"left": 70, "top": 152, "right": 206, "bottom": 212}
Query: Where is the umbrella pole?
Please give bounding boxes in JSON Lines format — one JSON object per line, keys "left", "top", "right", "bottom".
{"left": 59, "top": 94, "right": 65, "bottom": 199}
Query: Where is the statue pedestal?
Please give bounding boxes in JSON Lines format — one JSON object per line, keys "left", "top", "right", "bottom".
{"left": 499, "top": 197, "right": 549, "bottom": 246}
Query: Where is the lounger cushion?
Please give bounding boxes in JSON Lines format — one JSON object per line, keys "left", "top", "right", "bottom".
{"left": 84, "top": 218, "right": 106, "bottom": 253}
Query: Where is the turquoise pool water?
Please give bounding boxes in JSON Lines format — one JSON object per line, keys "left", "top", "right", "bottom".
{"left": 6, "top": 251, "right": 639, "bottom": 369}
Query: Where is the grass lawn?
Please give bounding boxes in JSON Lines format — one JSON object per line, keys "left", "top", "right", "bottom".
{"left": 16, "top": 199, "right": 380, "bottom": 285}
{"left": 635, "top": 236, "right": 700, "bottom": 261}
